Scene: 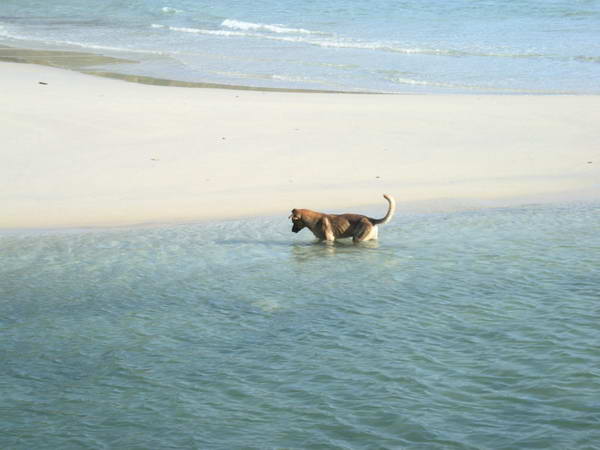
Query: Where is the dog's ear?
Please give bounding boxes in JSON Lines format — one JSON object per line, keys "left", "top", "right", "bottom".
{"left": 289, "top": 209, "right": 301, "bottom": 220}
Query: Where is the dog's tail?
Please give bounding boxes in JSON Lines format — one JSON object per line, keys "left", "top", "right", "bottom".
{"left": 371, "top": 194, "right": 396, "bottom": 225}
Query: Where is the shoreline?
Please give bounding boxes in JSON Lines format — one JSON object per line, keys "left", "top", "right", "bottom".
{"left": 1, "top": 59, "right": 599, "bottom": 230}
{"left": 0, "top": 45, "right": 369, "bottom": 95}
{"left": 1, "top": 198, "right": 599, "bottom": 235}
{"left": 1, "top": 44, "right": 592, "bottom": 96}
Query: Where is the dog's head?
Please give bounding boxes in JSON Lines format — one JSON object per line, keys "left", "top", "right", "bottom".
{"left": 289, "top": 209, "right": 306, "bottom": 233}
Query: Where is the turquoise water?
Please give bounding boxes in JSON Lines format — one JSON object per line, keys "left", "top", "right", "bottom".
{"left": 1, "top": 0, "right": 599, "bottom": 93}
{"left": 1, "top": 203, "right": 599, "bottom": 449}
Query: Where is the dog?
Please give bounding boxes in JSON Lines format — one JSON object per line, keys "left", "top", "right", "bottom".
{"left": 289, "top": 194, "right": 395, "bottom": 243}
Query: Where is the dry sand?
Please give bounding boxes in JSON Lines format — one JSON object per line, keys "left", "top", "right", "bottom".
{"left": 1, "top": 61, "right": 599, "bottom": 229}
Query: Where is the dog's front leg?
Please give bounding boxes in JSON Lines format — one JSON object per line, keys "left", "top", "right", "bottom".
{"left": 321, "top": 217, "right": 335, "bottom": 242}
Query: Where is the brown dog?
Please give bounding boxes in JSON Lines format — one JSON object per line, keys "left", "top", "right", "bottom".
{"left": 289, "top": 194, "right": 395, "bottom": 243}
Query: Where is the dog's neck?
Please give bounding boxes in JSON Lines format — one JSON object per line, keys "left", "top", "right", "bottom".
{"left": 297, "top": 209, "right": 331, "bottom": 239}
{"left": 298, "top": 209, "right": 324, "bottom": 227}
{"left": 298, "top": 209, "right": 325, "bottom": 233}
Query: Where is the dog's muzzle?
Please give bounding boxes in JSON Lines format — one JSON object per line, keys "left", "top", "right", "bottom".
{"left": 290, "top": 215, "right": 305, "bottom": 233}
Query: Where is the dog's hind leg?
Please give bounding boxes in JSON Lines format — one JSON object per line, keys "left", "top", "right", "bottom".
{"left": 353, "top": 218, "right": 376, "bottom": 243}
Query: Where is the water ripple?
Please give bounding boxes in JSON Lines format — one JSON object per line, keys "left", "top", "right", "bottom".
{"left": 1, "top": 204, "right": 599, "bottom": 448}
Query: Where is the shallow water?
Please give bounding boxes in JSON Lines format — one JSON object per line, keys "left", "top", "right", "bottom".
{"left": 1, "top": 203, "right": 599, "bottom": 449}
{"left": 1, "top": 0, "right": 599, "bottom": 93}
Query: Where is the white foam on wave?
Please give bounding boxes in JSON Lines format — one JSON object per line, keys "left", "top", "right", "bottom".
{"left": 221, "top": 19, "right": 324, "bottom": 35}
{"left": 61, "top": 40, "right": 165, "bottom": 55}
{"left": 152, "top": 23, "right": 568, "bottom": 62}
{"left": 154, "top": 23, "right": 443, "bottom": 56}
{"left": 307, "top": 37, "right": 452, "bottom": 55}
{"left": 384, "top": 74, "right": 564, "bottom": 94}
{"left": 0, "top": 24, "right": 21, "bottom": 40}
{"left": 391, "top": 77, "right": 457, "bottom": 88}
{"left": 165, "top": 25, "right": 249, "bottom": 38}
{"left": 209, "top": 69, "right": 337, "bottom": 89}
{"left": 218, "top": 20, "right": 468, "bottom": 56}
{"left": 161, "top": 6, "right": 183, "bottom": 14}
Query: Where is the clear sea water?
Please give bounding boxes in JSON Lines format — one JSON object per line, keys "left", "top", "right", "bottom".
{"left": 1, "top": 0, "right": 599, "bottom": 93}
{"left": 1, "top": 203, "right": 599, "bottom": 449}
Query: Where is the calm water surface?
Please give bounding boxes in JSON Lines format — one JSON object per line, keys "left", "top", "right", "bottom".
{"left": 1, "top": 203, "right": 599, "bottom": 449}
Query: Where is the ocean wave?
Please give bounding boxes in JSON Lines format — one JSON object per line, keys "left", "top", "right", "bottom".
{"left": 151, "top": 23, "right": 460, "bottom": 56}
{"left": 156, "top": 24, "right": 249, "bottom": 38}
{"left": 386, "top": 76, "right": 467, "bottom": 89}
{"left": 382, "top": 73, "right": 578, "bottom": 94}
{"left": 161, "top": 6, "right": 183, "bottom": 14}
{"left": 0, "top": 24, "right": 16, "bottom": 39}
{"left": 56, "top": 40, "right": 164, "bottom": 55}
{"left": 304, "top": 37, "right": 465, "bottom": 56}
{"left": 0, "top": 25, "right": 164, "bottom": 56}
{"left": 211, "top": 70, "right": 327, "bottom": 85}
{"left": 221, "top": 19, "right": 325, "bottom": 35}
{"left": 150, "top": 24, "right": 600, "bottom": 65}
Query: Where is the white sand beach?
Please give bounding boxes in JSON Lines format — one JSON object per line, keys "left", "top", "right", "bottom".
{"left": 1, "top": 61, "right": 599, "bottom": 229}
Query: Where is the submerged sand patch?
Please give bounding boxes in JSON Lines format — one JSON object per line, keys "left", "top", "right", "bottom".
{"left": 0, "top": 45, "right": 349, "bottom": 93}
{"left": 0, "top": 45, "right": 135, "bottom": 69}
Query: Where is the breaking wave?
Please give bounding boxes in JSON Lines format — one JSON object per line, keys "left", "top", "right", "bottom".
{"left": 149, "top": 21, "right": 600, "bottom": 63}
{"left": 161, "top": 6, "right": 183, "bottom": 14}
{"left": 151, "top": 23, "right": 470, "bottom": 57}
{"left": 221, "top": 19, "right": 325, "bottom": 35}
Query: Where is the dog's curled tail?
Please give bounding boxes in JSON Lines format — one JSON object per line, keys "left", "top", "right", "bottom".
{"left": 371, "top": 194, "right": 396, "bottom": 225}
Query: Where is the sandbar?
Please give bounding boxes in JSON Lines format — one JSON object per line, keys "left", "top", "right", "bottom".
{"left": 1, "top": 61, "right": 599, "bottom": 229}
